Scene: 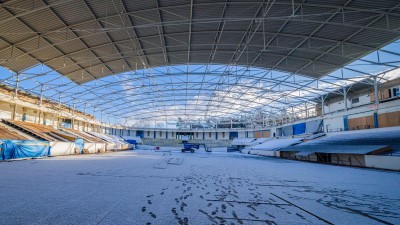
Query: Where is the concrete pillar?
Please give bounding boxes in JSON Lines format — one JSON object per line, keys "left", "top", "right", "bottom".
{"left": 321, "top": 96, "right": 325, "bottom": 116}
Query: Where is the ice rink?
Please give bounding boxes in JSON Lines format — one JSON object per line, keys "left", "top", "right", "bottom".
{"left": 0, "top": 150, "right": 399, "bottom": 225}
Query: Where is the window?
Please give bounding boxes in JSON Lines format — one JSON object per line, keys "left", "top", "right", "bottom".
{"left": 209, "top": 132, "right": 211, "bottom": 138}
{"left": 159, "top": 131, "right": 162, "bottom": 137}
{"left": 393, "top": 87, "right": 399, "bottom": 97}
{"left": 196, "top": 132, "right": 198, "bottom": 137}
{"left": 351, "top": 97, "right": 359, "bottom": 104}
{"left": 147, "top": 131, "right": 150, "bottom": 136}
{"left": 222, "top": 132, "right": 225, "bottom": 138}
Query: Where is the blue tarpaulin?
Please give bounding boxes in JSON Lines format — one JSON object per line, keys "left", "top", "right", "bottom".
{"left": 125, "top": 139, "right": 137, "bottom": 144}
{"left": 74, "top": 139, "right": 84, "bottom": 154}
{"left": 293, "top": 123, "right": 306, "bottom": 135}
{"left": 1, "top": 140, "right": 50, "bottom": 160}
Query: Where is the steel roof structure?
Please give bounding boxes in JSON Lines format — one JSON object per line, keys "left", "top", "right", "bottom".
{"left": 0, "top": 0, "right": 400, "bottom": 128}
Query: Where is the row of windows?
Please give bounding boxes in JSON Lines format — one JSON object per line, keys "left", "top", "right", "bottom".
{"left": 145, "top": 131, "right": 226, "bottom": 138}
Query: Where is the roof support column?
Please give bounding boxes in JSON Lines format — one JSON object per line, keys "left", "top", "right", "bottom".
{"left": 374, "top": 76, "right": 379, "bottom": 105}
{"left": 291, "top": 107, "right": 294, "bottom": 123}
{"left": 72, "top": 100, "right": 76, "bottom": 130}
{"left": 38, "top": 84, "right": 44, "bottom": 125}
{"left": 343, "top": 87, "right": 348, "bottom": 111}
{"left": 321, "top": 96, "right": 325, "bottom": 116}
{"left": 39, "top": 84, "right": 43, "bottom": 106}
{"left": 305, "top": 102, "right": 308, "bottom": 118}
{"left": 12, "top": 73, "right": 20, "bottom": 120}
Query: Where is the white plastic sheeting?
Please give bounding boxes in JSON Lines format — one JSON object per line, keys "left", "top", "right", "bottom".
{"left": 122, "top": 136, "right": 143, "bottom": 144}
{"left": 84, "top": 143, "right": 106, "bottom": 154}
{"left": 249, "top": 138, "right": 303, "bottom": 151}
{"left": 247, "top": 150, "right": 280, "bottom": 157}
{"left": 86, "top": 132, "right": 128, "bottom": 145}
{"left": 49, "top": 142, "right": 76, "bottom": 156}
{"left": 305, "top": 119, "right": 323, "bottom": 134}
{"left": 231, "top": 138, "right": 256, "bottom": 146}
{"left": 365, "top": 155, "right": 400, "bottom": 170}
{"left": 281, "top": 126, "right": 293, "bottom": 136}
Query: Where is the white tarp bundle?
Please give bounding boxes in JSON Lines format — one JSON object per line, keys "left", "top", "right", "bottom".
{"left": 231, "top": 138, "right": 256, "bottom": 146}
{"left": 49, "top": 142, "right": 77, "bottom": 156}
{"left": 249, "top": 138, "right": 302, "bottom": 151}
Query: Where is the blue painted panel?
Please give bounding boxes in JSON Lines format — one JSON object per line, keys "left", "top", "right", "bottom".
{"left": 293, "top": 123, "right": 306, "bottom": 135}
{"left": 374, "top": 113, "right": 379, "bottom": 128}
{"left": 343, "top": 115, "right": 349, "bottom": 131}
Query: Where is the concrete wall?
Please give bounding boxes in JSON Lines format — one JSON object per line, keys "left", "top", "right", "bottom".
{"left": 365, "top": 155, "right": 400, "bottom": 171}
{"left": 218, "top": 132, "right": 229, "bottom": 140}
{"left": 350, "top": 94, "right": 370, "bottom": 108}
{"left": 203, "top": 132, "right": 216, "bottom": 140}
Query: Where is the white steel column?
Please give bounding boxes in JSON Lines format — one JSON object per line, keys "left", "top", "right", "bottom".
{"left": 343, "top": 87, "right": 348, "bottom": 111}
{"left": 374, "top": 76, "right": 379, "bottom": 105}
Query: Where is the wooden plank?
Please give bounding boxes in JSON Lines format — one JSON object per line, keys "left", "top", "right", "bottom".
{"left": 388, "top": 111, "right": 400, "bottom": 127}
{"left": 254, "top": 131, "right": 262, "bottom": 138}
{"left": 366, "top": 115, "right": 375, "bottom": 128}
{"left": 263, "top": 131, "right": 270, "bottom": 138}
{"left": 382, "top": 89, "right": 390, "bottom": 99}
{"left": 378, "top": 113, "right": 389, "bottom": 128}
{"left": 369, "top": 92, "right": 375, "bottom": 102}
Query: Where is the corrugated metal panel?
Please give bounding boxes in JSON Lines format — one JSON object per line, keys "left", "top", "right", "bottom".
{"left": 51, "top": 1, "right": 93, "bottom": 25}
{"left": 0, "top": 0, "right": 398, "bottom": 83}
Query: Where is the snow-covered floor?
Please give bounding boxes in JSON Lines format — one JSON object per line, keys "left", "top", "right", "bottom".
{"left": 0, "top": 150, "right": 399, "bottom": 225}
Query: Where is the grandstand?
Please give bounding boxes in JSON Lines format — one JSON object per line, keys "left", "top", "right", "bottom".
{"left": 0, "top": 1, "right": 399, "bottom": 224}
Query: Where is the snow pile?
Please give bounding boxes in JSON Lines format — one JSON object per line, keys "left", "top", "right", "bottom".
{"left": 231, "top": 138, "right": 256, "bottom": 146}
{"left": 122, "top": 136, "right": 143, "bottom": 144}
{"left": 251, "top": 138, "right": 271, "bottom": 145}
{"left": 86, "top": 132, "right": 129, "bottom": 145}
{"left": 231, "top": 138, "right": 271, "bottom": 146}
{"left": 249, "top": 138, "right": 302, "bottom": 151}
{"left": 297, "top": 127, "right": 400, "bottom": 156}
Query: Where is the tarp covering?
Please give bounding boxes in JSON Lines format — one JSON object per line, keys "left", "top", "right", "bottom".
{"left": 281, "top": 125, "right": 293, "bottom": 136}
{"left": 305, "top": 120, "right": 323, "bottom": 134}
{"left": 249, "top": 138, "right": 303, "bottom": 151}
{"left": 122, "top": 136, "right": 142, "bottom": 144}
{"left": 1, "top": 140, "right": 50, "bottom": 160}
{"left": 125, "top": 139, "right": 137, "bottom": 144}
{"left": 288, "top": 145, "right": 390, "bottom": 155}
{"left": 74, "top": 138, "right": 84, "bottom": 154}
{"left": 293, "top": 123, "right": 306, "bottom": 135}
